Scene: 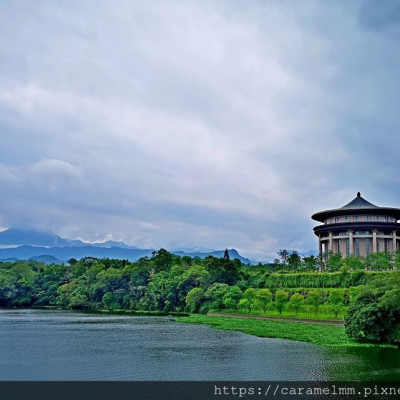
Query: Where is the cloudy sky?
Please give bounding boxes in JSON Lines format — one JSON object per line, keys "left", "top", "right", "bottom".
{"left": 1, "top": 0, "right": 400, "bottom": 260}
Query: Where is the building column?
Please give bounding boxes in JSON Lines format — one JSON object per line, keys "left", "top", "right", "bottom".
{"left": 328, "top": 232, "right": 333, "bottom": 253}
{"left": 318, "top": 235, "right": 323, "bottom": 255}
{"left": 393, "top": 230, "right": 397, "bottom": 252}
{"left": 372, "top": 229, "right": 377, "bottom": 253}
{"left": 348, "top": 230, "right": 354, "bottom": 255}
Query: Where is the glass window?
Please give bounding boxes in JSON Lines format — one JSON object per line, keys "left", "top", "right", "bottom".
{"left": 375, "top": 216, "right": 379, "bottom": 221}
{"left": 354, "top": 216, "right": 359, "bottom": 221}
{"left": 366, "top": 239, "right": 370, "bottom": 256}
{"left": 355, "top": 239, "right": 360, "bottom": 257}
{"left": 346, "top": 239, "right": 350, "bottom": 256}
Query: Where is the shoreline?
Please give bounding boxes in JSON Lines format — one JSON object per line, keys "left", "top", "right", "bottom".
{"left": 1, "top": 306, "right": 395, "bottom": 349}
{"left": 175, "top": 314, "right": 396, "bottom": 349}
{"left": 0, "top": 306, "right": 189, "bottom": 318}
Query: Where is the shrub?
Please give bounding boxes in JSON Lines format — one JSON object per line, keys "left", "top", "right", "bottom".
{"left": 345, "top": 292, "right": 398, "bottom": 343}
{"left": 306, "top": 290, "right": 322, "bottom": 316}
{"left": 328, "top": 289, "right": 344, "bottom": 318}
{"left": 274, "top": 290, "right": 289, "bottom": 314}
{"left": 288, "top": 293, "right": 304, "bottom": 316}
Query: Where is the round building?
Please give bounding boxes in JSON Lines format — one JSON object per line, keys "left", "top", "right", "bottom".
{"left": 312, "top": 192, "right": 400, "bottom": 257}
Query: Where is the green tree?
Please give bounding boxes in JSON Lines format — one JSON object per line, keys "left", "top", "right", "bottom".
{"left": 205, "top": 283, "right": 230, "bottom": 310}
{"left": 243, "top": 288, "right": 257, "bottom": 313}
{"left": 277, "top": 250, "right": 289, "bottom": 266}
{"left": 344, "top": 271, "right": 400, "bottom": 346}
{"left": 328, "top": 289, "right": 344, "bottom": 318}
{"left": 302, "top": 255, "right": 317, "bottom": 271}
{"left": 365, "top": 252, "right": 391, "bottom": 271}
{"left": 203, "top": 256, "right": 240, "bottom": 285}
{"left": 185, "top": 288, "right": 206, "bottom": 313}
{"left": 345, "top": 291, "right": 399, "bottom": 344}
{"left": 326, "top": 252, "right": 343, "bottom": 272}
{"left": 288, "top": 252, "right": 301, "bottom": 271}
{"left": 183, "top": 265, "right": 210, "bottom": 288}
{"left": 181, "top": 256, "right": 192, "bottom": 268}
{"left": 306, "top": 290, "right": 322, "bottom": 316}
{"left": 222, "top": 286, "right": 243, "bottom": 311}
{"left": 255, "top": 289, "right": 272, "bottom": 314}
{"left": 152, "top": 248, "right": 173, "bottom": 272}
{"left": 102, "top": 292, "right": 117, "bottom": 310}
{"left": 274, "top": 290, "right": 289, "bottom": 314}
{"left": 343, "top": 256, "right": 364, "bottom": 270}
{"left": 238, "top": 298, "right": 250, "bottom": 313}
{"left": 69, "top": 293, "right": 89, "bottom": 309}
{"left": 57, "top": 280, "right": 78, "bottom": 307}
{"left": 289, "top": 293, "right": 304, "bottom": 316}
{"left": 348, "top": 286, "right": 364, "bottom": 303}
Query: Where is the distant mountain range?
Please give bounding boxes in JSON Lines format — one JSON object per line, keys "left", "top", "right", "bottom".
{"left": 0, "top": 227, "right": 251, "bottom": 264}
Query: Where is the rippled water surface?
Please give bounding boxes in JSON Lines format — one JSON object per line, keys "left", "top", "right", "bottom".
{"left": 0, "top": 309, "right": 398, "bottom": 380}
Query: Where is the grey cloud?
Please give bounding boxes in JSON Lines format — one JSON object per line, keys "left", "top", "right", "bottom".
{"left": 0, "top": 1, "right": 399, "bottom": 260}
{"left": 359, "top": 0, "right": 400, "bottom": 31}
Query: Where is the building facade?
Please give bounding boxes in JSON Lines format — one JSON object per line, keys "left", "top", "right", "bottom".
{"left": 312, "top": 192, "right": 400, "bottom": 257}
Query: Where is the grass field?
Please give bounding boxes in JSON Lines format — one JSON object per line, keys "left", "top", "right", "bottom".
{"left": 175, "top": 314, "right": 394, "bottom": 348}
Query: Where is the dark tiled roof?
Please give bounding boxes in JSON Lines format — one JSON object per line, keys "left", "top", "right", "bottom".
{"left": 340, "top": 192, "right": 378, "bottom": 209}
{"left": 311, "top": 192, "right": 400, "bottom": 222}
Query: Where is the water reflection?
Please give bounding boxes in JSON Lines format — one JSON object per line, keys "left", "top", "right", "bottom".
{"left": 324, "top": 346, "right": 400, "bottom": 381}
{"left": 0, "top": 309, "right": 398, "bottom": 381}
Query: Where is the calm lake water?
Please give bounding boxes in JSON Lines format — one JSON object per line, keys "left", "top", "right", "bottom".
{"left": 0, "top": 309, "right": 399, "bottom": 381}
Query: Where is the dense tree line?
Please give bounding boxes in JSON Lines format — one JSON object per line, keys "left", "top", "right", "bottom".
{"left": 0, "top": 250, "right": 386, "bottom": 311}
{"left": 0, "top": 250, "right": 243, "bottom": 311}
{"left": 273, "top": 249, "right": 400, "bottom": 272}
{"left": 0, "top": 249, "right": 398, "bottom": 346}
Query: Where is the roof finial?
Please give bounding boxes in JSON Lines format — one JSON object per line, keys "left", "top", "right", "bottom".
{"left": 357, "top": 191, "right": 361, "bottom": 197}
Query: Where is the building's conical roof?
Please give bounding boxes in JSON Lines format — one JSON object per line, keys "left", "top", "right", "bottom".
{"left": 340, "top": 192, "right": 378, "bottom": 209}
{"left": 311, "top": 192, "right": 400, "bottom": 222}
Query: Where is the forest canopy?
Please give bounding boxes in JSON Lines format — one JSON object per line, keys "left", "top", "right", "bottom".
{"left": 0, "top": 249, "right": 399, "bottom": 346}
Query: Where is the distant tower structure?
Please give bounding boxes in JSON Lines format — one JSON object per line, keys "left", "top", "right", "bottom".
{"left": 312, "top": 192, "right": 400, "bottom": 257}
{"left": 223, "top": 248, "right": 230, "bottom": 260}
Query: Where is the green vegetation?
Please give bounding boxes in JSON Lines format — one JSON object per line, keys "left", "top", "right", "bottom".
{"left": 273, "top": 249, "right": 398, "bottom": 273}
{"left": 345, "top": 271, "right": 400, "bottom": 347}
{"left": 262, "top": 270, "right": 387, "bottom": 289}
{"left": 328, "top": 289, "right": 345, "bottom": 318}
{"left": 0, "top": 249, "right": 399, "bottom": 347}
{"left": 274, "top": 290, "right": 289, "bottom": 314}
{"left": 175, "top": 314, "right": 394, "bottom": 348}
{"left": 288, "top": 293, "right": 304, "bottom": 316}
{"left": 215, "top": 308, "right": 347, "bottom": 321}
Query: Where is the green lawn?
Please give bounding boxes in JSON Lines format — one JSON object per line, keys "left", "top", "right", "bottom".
{"left": 175, "top": 314, "right": 394, "bottom": 348}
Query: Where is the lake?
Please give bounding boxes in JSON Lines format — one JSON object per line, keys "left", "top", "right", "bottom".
{"left": 0, "top": 309, "right": 399, "bottom": 381}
